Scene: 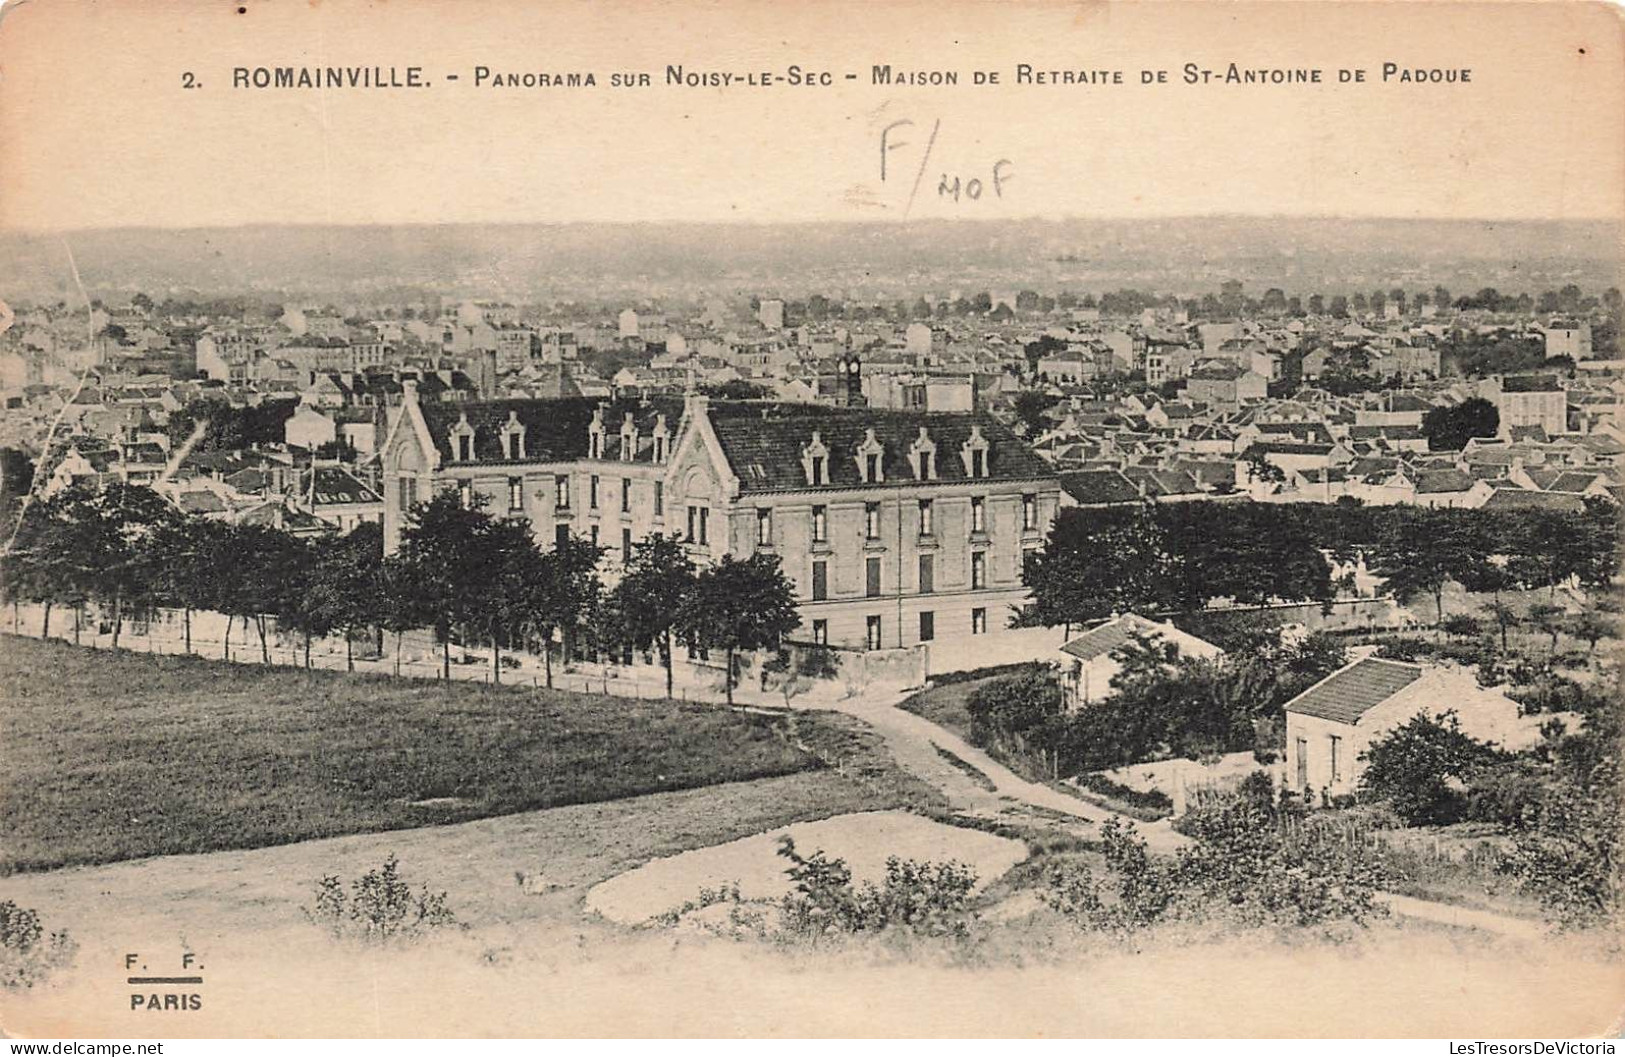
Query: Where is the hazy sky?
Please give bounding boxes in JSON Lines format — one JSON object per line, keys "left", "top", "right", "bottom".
{"left": 0, "top": 0, "right": 1621, "bottom": 231}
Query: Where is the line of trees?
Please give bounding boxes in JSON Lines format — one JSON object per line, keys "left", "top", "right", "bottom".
{"left": 1024, "top": 499, "right": 1620, "bottom": 629}
{"left": 1, "top": 484, "right": 802, "bottom": 700}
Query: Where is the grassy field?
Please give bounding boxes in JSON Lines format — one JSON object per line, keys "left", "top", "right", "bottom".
{"left": 0, "top": 634, "right": 847, "bottom": 873}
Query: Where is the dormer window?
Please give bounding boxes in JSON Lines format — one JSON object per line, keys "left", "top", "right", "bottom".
{"left": 652, "top": 414, "right": 669, "bottom": 463}
{"left": 960, "top": 425, "right": 990, "bottom": 479}
{"left": 500, "top": 411, "right": 526, "bottom": 460}
{"left": 587, "top": 406, "right": 606, "bottom": 460}
{"left": 620, "top": 413, "right": 637, "bottom": 463}
{"left": 449, "top": 414, "right": 476, "bottom": 462}
{"left": 855, "top": 428, "right": 885, "bottom": 483}
{"left": 908, "top": 427, "right": 938, "bottom": 481}
{"left": 801, "top": 431, "right": 831, "bottom": 486}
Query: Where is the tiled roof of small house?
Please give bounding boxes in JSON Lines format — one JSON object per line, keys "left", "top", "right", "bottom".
{"left": 1284, "top": 658, "right": 1423, "bottom": 724}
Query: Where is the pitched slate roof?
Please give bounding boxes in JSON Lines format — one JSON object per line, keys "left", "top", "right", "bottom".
{"left": 1284, "top": 658, "right": 1423, "bottom": 723}
{"left": 418, "top": 396, "right": 684, "bottom": 465}
{"left": 1059, "top": 469, "right": 1142, "bottom": 506}
{"left": 1481, "top": 488, "right": 1587, "bottom": 514}
{"left": 304, "top": 466, "right": 382, "bottom": 506}
{"left": 1414, "top": 469, "right": 1476, "bottom": 494}
{"left": 709, "top": 409, "right": 1054, "bottom": 494}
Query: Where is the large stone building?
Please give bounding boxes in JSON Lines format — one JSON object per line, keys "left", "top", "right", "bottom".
{"left": 380, "top": 389, "right": 1062, "bottom": 650}
{"left": 1483, "top": 374, "right": 1567, "bottom": 437}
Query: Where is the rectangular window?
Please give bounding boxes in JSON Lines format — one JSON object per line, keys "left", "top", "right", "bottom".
{"left": 398, "top": 477, "right": 415, "bottom": 512}
{"left": 970, "top": 496, "right": 985, "bottom": 533}
{"left": 812, "top": 505, "right": 827, "bottom": 543}
{"left": 1296, "top": 737, "right": 1309, "bottom": 790}
{"left": 757, "top": 507, "right": 772, "bottom": 545}
{"left": 1329, "top": 735, "right": 1342, "bottom": 784}
{"left": 971, "top": 607, "right": 987, "bottom": 635}
{"left": 918, "top": 554, "right": 934, "bottom": 594}
{"left": 508, "top": 477, "right": 524, "bottom": 512}
{"left": 622, "top": 477, "right": 632, "bottom": 513}
{"left": 555, "top": 523, "right": 569, "bottom": 549}
{"left": 865, "top": 501, "right": 880, "bottom": 540}
{"left": 865, "top": 453, "right": 879, "bottom": 482}
{"left": 866, "top": 615, "right": 883, "bottom": 651}
{"left": 866, "top": 556, "right": 882, "bottom": 597}
{"left": 687, "top": 505, "right": 696, "bottom": 542}
{"left": 810, "top": 454, "right": 825, "bottom": 484}
{"left": 590, "top": 524, "right": 599, "bottom": 549}
{"left": 811, "top": 560, "right": 828, "bottom": 601}
{"left": 457, "top": 434, "right": 472, "bottom": 462}
{"left": 922, "top": 451, "right": 935, "bottom": 479}
{"left": 972, "top": 449, "right": 987, "bottom": 477}
{"left": 1022, "top": 493, "right": 1038, "bottom": 531}
{"left": 458, "top": 479, "right": 472, "bottom": 510}
{"left": 919, "top": 611, "right": 935, "bottom": 642}
{"left": 555, "top": 474, "right": 570, "bottom": 509}
{"left": 811, "top": 619, "right": 828, "bottom": 645}
{"left": 654, "top": 480, "right": 663, "bottom": 517}
{"left": 971, "top": 551, "right": 986, "bottom": 589}
{"left": 918, "top": 498, "right": 933, "bottom": 536}
{"left": 589, "top": 474, "right": 600, "bottom": 510}
{"left": 698, "top": 507, "right": 709, "bottom": 545}
{"left": 622, "top": 527, "right": 632, "bottom": 564}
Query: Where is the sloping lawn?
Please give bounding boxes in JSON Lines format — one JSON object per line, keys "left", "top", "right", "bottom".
{"left": 0, "top": 635, "right": 824, "bottom": 873}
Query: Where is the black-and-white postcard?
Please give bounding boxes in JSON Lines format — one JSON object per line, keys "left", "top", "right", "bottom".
{"left": 0, "top": 0, "right": 1622, "bottom": 1039}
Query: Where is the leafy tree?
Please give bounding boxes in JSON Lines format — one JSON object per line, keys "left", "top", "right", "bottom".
{"left": 376, "top": 552, "right": 430, "bottom": 676}
{"left": 1527, "top": 602, "right": 1565, "bottom": 655}
{"left": 70, "top": 484, "right": 179, "bottom": 649}
{"left": 472, "top": 516, "right": 543, "bottom": 684}
{"left": 149, "top": 516, "right": 230, "bottom": 654}
{"left": 1358, "top": 712, "right": 1504, "bottom": 825}
{"left": 304, "top": 523, "right": 386, "bottom": 672}
{"left": 606, "top": 535, "right": 695, "bottom": 697}
{"left": 1440, "top": 613, "right": 1483, "bottom": 639}
{"left": 0, "top": 493, "right": 90, "bottom": 641}
{"left": 1421, "top": 397, "right": 1499, "bottom": 451}
{"left": 393, "top": 490, "right": 497, "bottom": 680}
{"left": 520, "top": 534, "right": 604, "bottom": 688}
{"left": 225, "top": 524, "right": 306, "bottom": 665}
{"left": 1369, "top": 508, "right": 1481, "bottom": 624}
{"left": 1012, "top": 390, "right": 1060, "bottom": 436}
{"left": 680, "top": 553, "right": 800, "bottom": 706}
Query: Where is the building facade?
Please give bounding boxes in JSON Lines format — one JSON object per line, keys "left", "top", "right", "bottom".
{"left": 380, "top": 389, "right": 1062, "bottom": 650}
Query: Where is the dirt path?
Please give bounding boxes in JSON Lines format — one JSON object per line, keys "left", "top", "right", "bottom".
{"left": 781, "top": 684, "right": 1190, "bottom": 851}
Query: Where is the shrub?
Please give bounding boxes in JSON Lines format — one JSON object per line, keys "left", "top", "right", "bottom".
{"left": 304, "top": 855, "right": 461, "bottom": 944}
{"left": 1075, "top": 773, "right": 1173, "bottom": 817}
{"left": 0, "top": 901, "right": 77, "bottom": 990}
{"left": 1357, "top": 711, "right": 1505, "bottom": 826}
{"left": 1056, "top": 782, "right": 1387, "bottom": 936}
{"left": 776, "top": 837, "right": 978, "bottom": 940}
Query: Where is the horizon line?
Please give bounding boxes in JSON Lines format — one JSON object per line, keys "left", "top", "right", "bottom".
{"left": 2, "top": 214, "right": 1623, "bottom": 237}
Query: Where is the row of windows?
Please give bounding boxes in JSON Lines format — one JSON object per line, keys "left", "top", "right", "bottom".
{"left": 806, "top": 608, "right": 990, "bottom": 649}
{"left": 419, "top": 478, "right": 1038, "bottom": 545}
{"left": 445, "top": 473, "right": 668, "bottom": 519}
{"left": 809, "top": 550, "right": 1002, "bottom": 601}
{"left": 789, "top": 494, "right": 1039, "bottom": 545}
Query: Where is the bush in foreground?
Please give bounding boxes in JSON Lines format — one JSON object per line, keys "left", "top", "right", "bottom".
{"left": 0, "top": 901, "right": 77, "bottom": 990}
{"left": 304, "top": 856, "right": 462, "bottom": 944}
